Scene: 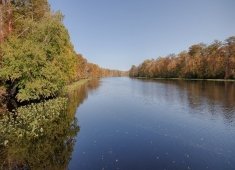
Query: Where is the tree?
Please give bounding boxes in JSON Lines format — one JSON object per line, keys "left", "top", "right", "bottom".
{"left": 76, "top": 54, "right": 88, "bottom": 79}
{"left": 129, "top": 37, "right": 235, "bottom": 80}
{"left": 0, "top": 0, "right": 13, "bottom": 43}
{"left": 224, "top": 36, "right": 235, "bottom": 79}
{"left": 0, "top": 8, "right": 78, "bottom": 103}
{"left": 129, "top": 65, "right": 138, "bottom": 77}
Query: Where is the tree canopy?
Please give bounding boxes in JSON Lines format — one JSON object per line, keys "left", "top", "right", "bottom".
{"left": 129, "top": 37, "right": 235, "bottom": 80}
{"left": 0, "top": 0, "right": 125, "bottom": 105}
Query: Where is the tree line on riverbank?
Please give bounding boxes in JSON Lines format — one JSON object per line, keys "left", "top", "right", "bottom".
{"left": 0, "top": 1, "right": 125, "bottom": 166}
{"left": 0, "top": 0, "right": 126, "bottom": 110}
{"left": 129, "top": 37, "right": 235, "bottom": 80}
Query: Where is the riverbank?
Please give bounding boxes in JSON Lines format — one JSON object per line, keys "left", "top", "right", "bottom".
{"left": 134, "top": 77, "right": 235, "bottom": 82}
{"left": 63, "top": 79, "right": 90, "bottom": 94}
{"left": 0, "top": 80, "right": 89, "bottom": 145}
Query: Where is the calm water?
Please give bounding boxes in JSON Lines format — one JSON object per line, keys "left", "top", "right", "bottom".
{"left": 68, "top": 78, "right": 235, "bottom": 170}
{"left": 1, "top": 78, "right": 235, "bottom": 170}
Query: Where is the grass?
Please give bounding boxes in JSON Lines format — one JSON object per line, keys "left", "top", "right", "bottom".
{"left": 63, "top": 79, "right": 90, "bottom": 93}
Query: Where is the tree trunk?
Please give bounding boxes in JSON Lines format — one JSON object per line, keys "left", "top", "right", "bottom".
{"left": 224, "top": 47, "right": 231, "bottom": 80}
{"left": 6, "top": 0, "right": 12, "bottom": 34}
{"left": 0, "top": 5, "right": 4, "bottom": 43}
{"left": 224, "top": 58, "right": 230, "bottom": 79}
{"left": 0, "top": 0, "right": 12, "bottom": 43}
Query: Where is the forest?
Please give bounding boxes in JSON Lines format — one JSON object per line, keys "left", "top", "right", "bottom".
{"left": 0, "top": 1, "right": 127, "bottom": 166}
{"left": 0, "top": 0, "right": 125, "bottom": 111}
{"left": 0, "top": 1, "right": 234, "bottom": 169}
{"left": 129, "top": 37, "right": 235, "bottom": 80}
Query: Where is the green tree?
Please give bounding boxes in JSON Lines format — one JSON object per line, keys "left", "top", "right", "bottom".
{"left": 0, "top": 9, "right": 77, "bottom": 102}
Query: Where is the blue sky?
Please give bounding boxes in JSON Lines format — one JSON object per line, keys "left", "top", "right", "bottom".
{"left": 48, "top": 0, "right": 235, "bottom": 71}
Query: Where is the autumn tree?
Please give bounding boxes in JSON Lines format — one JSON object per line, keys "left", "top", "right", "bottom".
{"left": 224, "top": 36, "right": 235, "bottom": 79}
{"left": 129, "top": 37, "right": 235, "bottom": 80}
{"left": 0, "top": 1, "right": 78, "bottom": 103}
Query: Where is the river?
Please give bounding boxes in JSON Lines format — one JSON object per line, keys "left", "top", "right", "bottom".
{"left": 1, "top": 77, "right": 234, "bottom": 170}
{"left": 68, "top": 77, "right": 235, "bottom": 170}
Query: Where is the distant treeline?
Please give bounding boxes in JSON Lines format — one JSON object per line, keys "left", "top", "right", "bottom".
{"left": 0, "top": 0, "right": 125, "bottom": 108}
{"left": 76, "top": 53, "right": 128, "bottom": 79}
{"left": 129, "top": 37, "right": 235, "bottom": 80}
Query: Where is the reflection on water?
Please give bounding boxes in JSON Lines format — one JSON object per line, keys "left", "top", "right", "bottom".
{"left": 135, "top": 79, "right": 235, "bottom": 124}
{"left": 0, "top": 114, "right": 79, "bottom": 170}
{"left": 1, "top": 78, "right": 234, "bottom": 170}
{"left": 69, "top": 78, "right": 235, "bottom": 170}
{"left": 0, "top": 79, "right": 100, "bottom": 170}
{"left": 67, "top": 79, "right": 101, "bottom": 117}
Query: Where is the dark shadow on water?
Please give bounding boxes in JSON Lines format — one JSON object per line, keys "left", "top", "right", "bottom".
{"left": 0, "top": 79, "right": 101, "bottom": 169}
{"left": 0, "top": 114, "right": 79, "bottom": 169}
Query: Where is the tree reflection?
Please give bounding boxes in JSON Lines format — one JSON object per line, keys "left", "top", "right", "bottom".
{"left": 67, "top": 79, "right": 101, "bottom": 116}
{"left": 0, "top": 79, "right": 101, "bottom": 169}
{"left": 0, "top": 115, "right": 79, "bottom": 169}
{"left": 137, "top": 79, "right": 235, "bottom": 123}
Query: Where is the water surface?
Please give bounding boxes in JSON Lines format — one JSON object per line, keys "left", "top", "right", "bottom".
{"left": 1, "top": 78, "right": 234, "bottom": 169}
{"left": 69, "top": 78, "right": 235, "bottom": 170}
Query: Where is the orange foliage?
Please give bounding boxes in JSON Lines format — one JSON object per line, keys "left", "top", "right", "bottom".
{"left": 130, "top": 37, "right": 235, "bottom": 79}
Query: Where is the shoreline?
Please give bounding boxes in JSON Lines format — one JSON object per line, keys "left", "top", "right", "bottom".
{"left": 134, "top": 77, "right": 235, "bottom": 82}
{"left": 64, "top": 79, "right": 90, "bottom": 93}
